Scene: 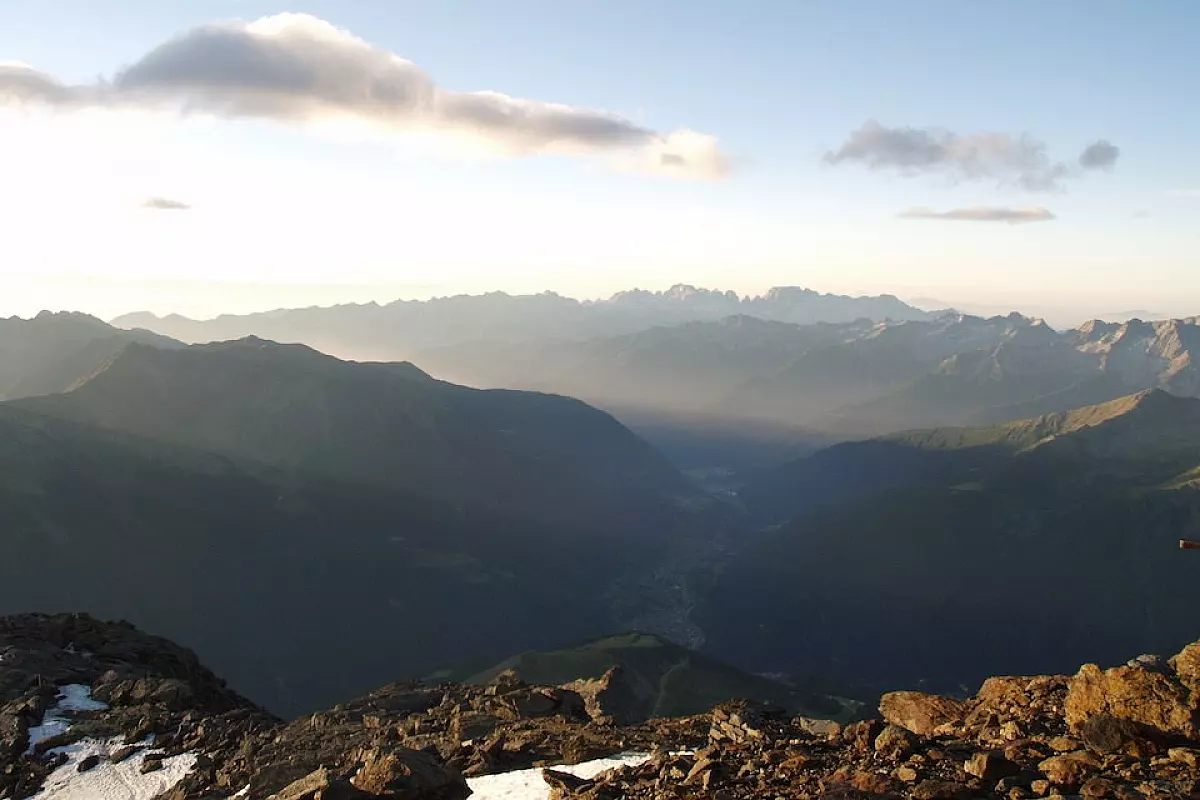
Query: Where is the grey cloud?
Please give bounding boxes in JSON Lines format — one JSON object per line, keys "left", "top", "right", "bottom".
{"left": 0, "top": 63, "right": 81, "bottom": 106}
{"left": 1, "top": 15, "right": 726, "bottom": 178}
{"left": 899, "top": 206, "right": 1056, "bottom": 224}
{"left": 1079, "top": 140, "right": 1119, "bottom": 170}
{"left": 827, "top": 120, "right": 1114, "bottom": 192}
{"left": 143, "top": 196, "right": 191, "bottom": 210}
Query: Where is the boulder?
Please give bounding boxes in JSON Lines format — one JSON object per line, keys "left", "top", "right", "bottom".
{"left": 273, "top": 768, "right": 368, "bottom": 800}
{"left": 562, "top": 667, "right": 648, "bottom": 726}
{"left": 910, "top": 779, "right": 970, "bottom": 799}
{"left": 1171, "top": 641, "right": 1200, "bottom": 685}
{"left": 1064, "top": 662, "right": 1199, "bottom": 740}
{"left": 879, "top": 691, "right": 967, "bottom": 736}
{"left": 1078, "top": 714, "right": 1161, "bottom": 756}
{"left": 1038, "top": 750, "right": 1100, "bottom": 787}
{"left": 349, "top": 747, "right": 470, "bottom": 799}
{"left": 873, "top": 724, "right": 919, "bottom": 760}
{"left": 0, "top": 712, "right": 28, "bottom": 760}
{"left": 963, "top": 751, "right": 1019, "bottom": 781}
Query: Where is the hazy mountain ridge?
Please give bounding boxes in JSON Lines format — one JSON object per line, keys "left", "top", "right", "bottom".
{"left": 111, "top": 284, "right": 930, "bottom": 362}
{"left": 422, "top": 312, "right": 1200, "bottom": 443}
{"left": 418, "top": 311, "right": 1200, "bottom": 437}
{"left": 0, "top": 311, "right": 181, "bottom": 401}
{"left": 17, "top": 336, "right": 701, "bottom": 534}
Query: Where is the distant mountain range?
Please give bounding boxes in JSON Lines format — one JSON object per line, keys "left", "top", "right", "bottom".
{"left": 111, "top": 285, "right": 930, "bottom": 362}
{"left": 0, "top": 310, "right": 180, "bottom": 401}
{"left": 7, "top": 305, "right": 1200, "bottom": 723}
{"left": 415, "top": 311, "right": 1200, "bottom": 443}
{"left": 705, "top": 389, "right": 1200, "bottom": 694}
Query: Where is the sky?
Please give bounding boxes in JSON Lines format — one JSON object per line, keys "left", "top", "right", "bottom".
{"left": 1, "top": 0, "right": 1197, "bottom": 322}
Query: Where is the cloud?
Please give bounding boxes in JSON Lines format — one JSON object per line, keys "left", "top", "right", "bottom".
{"left": 898, "top": 206, "right": 1056, "bottom": 224}
{"left": 1079, "top": 140, "right": 1119, "bottom": 170}
{"left": 142, "top": 196, "right": 191, "bottom": 210}
{"left": 0, "top": 14, "right": 727, "bottom": 179}
{"left": 826, "top": 120, "right": 1116, "bottom": 192}
{"left": 1132, "top": 210, "right": 1151, "bottom": 219}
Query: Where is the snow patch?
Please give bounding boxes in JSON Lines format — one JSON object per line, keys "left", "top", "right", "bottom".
{"left": 466, "top": 752, "right": 652, "bottom": 800}
{"left": 31, "top": 739, "right": 196, "bottom": 800}
{"left": 26, "top": 684, "right": 109, "bottom": 753}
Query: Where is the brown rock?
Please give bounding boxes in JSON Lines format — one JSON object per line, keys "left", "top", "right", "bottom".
{"left": 349, "top": 747, "right": 470, "bottom": 799}
{"left": 1080, "top": 776, "right": 1117, "bottom": 798}
{"left": 110, "top": 745, "right": 141, "bottom": 763}
{"left": 879, "top": 691, "right": 967, "bottom": 736}
{"left": 1038, "top": 750, "right": 1100, "bottom": 787}
{"left": 911, "top": 779, "right": 970, "bottom": 799}
{"left": 1064, "top": 662, "right": 1199, "bottom": 740}
{"left": 0, "top": 713, "right": 28, "bottom": 761}
{"left": 542, "top": 768, "right": 593, "bottom": 800}
{"left": 874, "top": 724, "right": 919, "bottom": 760}
{"left": 1078, "top": 714, "right": 1160, "bottom": 756}
{"left": 1168, "top": 746, "right": 1200, "bottom": 768}
{"left": 841, "top": 719, "right": 882, "bottom": 753}
{"left": 1047, "top": 736, "right": 1082, "bottom": 752}
{"left": 964, "top": 751, "right": 1020, "bottom": 781}
{"left": 77, "top": 754, "right": 101, "bottom": 773}
{"left": 849, "top": 769, "right": 900, "bottom": 795}
{"left": 1170, "top": 641, "right": 1200, "bottom": 684}
{"left": 563, "top": 667, "right": 649, "bottom": 726}
{"left": 271, "top": 768, "right": 367, "bottom": 800}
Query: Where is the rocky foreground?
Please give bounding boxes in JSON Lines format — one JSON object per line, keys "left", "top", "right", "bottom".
{"left": 2, "top": 614, "right": 1200, "bottom": 799}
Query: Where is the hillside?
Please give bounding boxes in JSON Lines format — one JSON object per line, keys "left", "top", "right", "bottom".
{"left": 452, "top": 632, "right": 856, "bottom": 721}
{"left": 743, "top": 389, "right": 1200, "bottom": 520}
{"left": 0, "top": 311, "right": 180, "bottom": 401}
{"left": 17, "top": 337, "right": 701, "bottom": 534}
{"left": 0, "top": 406, "right": 640, "bottom": 716}
{"left": 712, "top": 391, "right": 1200, "bottom": 695}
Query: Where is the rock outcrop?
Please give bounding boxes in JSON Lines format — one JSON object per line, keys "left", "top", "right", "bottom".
{"left": 547, "top": 639, "right": 1200, "bottom": 799}
{"left": 1065, "top": 653, "right": 1200, "bottom": 742}
{"left": 5, "top": 613, "right": 1200, "bottom": 799}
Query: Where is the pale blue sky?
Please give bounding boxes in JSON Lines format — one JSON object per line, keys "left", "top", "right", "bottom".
{"left": 0, "top": 1, "right": 1197, "bottom": 321}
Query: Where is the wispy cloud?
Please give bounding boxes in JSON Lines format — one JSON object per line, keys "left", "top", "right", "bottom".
{"left": 1168, "top": 189, "right": 1200, "bottom": 198}
{"left": 826, "top": 120, "right": 1118, "bottom": 192}
{"left": 0, "top": 15, "right": 728, "bottom": 179}
{"left": 142, "top": 196, "right": 191, "bottom": 211}
{"left": 898, "top": 206, "right": 1056, "bottom": 224}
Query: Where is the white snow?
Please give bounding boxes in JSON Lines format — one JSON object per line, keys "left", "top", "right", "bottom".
{"left": 26, "top": 684, "right": 109, "bottom": 753}
{"left": 31, "top": 739, "right": 196, "bottom": 800}
{"left": 466, "top": 752, "right": 652, "bottom": 800}
{"left": 21, "top": 683, "right": 196, "bottom": 800}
